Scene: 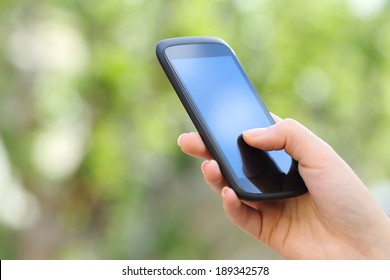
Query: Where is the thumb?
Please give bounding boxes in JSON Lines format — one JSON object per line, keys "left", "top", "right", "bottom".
{"left": 242, "top": 118, "right": 336, "bottom": 168}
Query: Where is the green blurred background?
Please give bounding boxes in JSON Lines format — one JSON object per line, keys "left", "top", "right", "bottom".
{"left": 0, "top": 0, "right": 390, "bottom": 259}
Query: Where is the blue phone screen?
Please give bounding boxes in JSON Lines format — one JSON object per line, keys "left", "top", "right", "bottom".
{"left": 171, "top": 54, "right": 299, "bottom": 195}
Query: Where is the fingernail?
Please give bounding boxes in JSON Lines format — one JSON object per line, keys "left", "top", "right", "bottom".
{"left": 201, "top": 160, "right": 210, "bottom": 174}
{"left": 243, "top": 127, "right": 267, "bottom": 138}
{"left": 177, "top": 133, "right": 187, "bottom": 146}
{"left": 221, "top": 187, "right": 229, "bottom": 199}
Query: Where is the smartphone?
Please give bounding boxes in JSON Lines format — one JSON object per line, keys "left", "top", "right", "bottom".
{"left": 156, "top": 36, "right": 307, "bottom": 201}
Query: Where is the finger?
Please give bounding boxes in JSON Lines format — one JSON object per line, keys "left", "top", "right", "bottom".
{"left": 243, "top": 118, "right": 335, "bottom": 168}
{"left": 201, "top": 160, "right": 228, "bottom": 195}
{"left": 178, "top": 132, "right": 212, "bottom": 160}
{"left": 221, "top": 187, "right": 262, "bottom": 240}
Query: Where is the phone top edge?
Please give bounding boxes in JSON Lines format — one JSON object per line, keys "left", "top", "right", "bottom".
{"left": 156, "top": 36, "right": 229, "bottom": 53}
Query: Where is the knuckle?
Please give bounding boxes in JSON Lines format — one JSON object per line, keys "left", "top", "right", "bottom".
{"left": 282, "top": 118, "right": 299, "bottom": 127}
{"left": 278, "top": 118, "right": 300, "bottom": 133}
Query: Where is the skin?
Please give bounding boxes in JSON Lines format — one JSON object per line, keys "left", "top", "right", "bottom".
{"left": 177, "top": 117, "right": 390, "bottom": 259}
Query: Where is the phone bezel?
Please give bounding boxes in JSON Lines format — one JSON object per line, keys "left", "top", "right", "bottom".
{"left": 156, "top": 37, "right": 307, "bottom": 201}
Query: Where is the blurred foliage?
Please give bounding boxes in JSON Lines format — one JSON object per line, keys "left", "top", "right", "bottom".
{"left": 0, "top": 0, "right": 390, "bottom": 259}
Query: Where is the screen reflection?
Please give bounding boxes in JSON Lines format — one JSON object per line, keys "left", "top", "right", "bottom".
{"left": 237, "top": 136, "right": 305, "bottom": 193}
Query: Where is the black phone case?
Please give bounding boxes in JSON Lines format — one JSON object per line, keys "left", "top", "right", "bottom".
{"left": 156, "top": 36, "right": 307, "bottom": 201}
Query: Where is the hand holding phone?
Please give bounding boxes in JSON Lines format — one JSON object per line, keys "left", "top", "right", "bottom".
{"left": 156, "top": 36, "right": 307, "bottom": 201}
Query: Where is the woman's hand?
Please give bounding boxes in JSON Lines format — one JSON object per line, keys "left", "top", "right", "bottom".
{"left": 178, "top": 118, "right": 390, "bottom": 259}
